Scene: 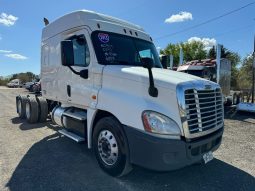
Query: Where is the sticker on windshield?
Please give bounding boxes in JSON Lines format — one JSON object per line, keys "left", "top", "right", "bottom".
{"left": 98, "top": 33, "right": 109, "bottom": 43}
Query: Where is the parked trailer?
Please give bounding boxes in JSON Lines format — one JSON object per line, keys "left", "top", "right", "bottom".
{"left": 16, "top": 10, "right": 224, "bottom": 177}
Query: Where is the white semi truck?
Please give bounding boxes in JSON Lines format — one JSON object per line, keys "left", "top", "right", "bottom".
{"left": 16, "top": 10, "right": 224, "bottom": 177}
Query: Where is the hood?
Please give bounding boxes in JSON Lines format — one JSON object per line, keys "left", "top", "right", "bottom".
{"left": 103, "top": 65, "right": 213, "bottom": 90}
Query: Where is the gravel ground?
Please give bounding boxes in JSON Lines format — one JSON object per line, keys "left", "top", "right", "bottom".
{"left": 0, "top": 87, "right": 254, "bottom": 191}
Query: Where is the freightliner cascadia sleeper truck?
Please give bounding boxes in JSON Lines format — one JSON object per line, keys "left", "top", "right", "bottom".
{"left": 16, "top": 10, "right": 224, "bottom": 177}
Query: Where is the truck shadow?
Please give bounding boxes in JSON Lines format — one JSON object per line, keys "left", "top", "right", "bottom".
{"left": 11, "top": 117, "right": 59, "bottom": 131}
{"left": 6, "top": 133, "right": 255, "bottom": 191}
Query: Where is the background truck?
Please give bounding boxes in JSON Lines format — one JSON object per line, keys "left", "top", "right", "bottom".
{"left": 162, "top": 45, "right": 234, "bottom": 105}
{"left": 16, "top": 10, "right": 224, "bottom": 177}
{"left": 177, "top": 58, "right": 232, "bottom": 104}
{"left": 7, "top": 79, "right": 22, "bottom": 88}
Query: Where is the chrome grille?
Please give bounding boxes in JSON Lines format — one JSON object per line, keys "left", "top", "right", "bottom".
{"left": 184, "top": 88, "right": 223, "bottom": 134}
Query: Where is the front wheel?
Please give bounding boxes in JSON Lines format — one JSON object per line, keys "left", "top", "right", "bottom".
{"left": 93, "top": 117, "right": 132, "bottom": 177}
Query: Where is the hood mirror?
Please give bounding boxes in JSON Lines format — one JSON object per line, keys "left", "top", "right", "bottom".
{"left": 141, "top": 57, "right": 158, "bottom": 97}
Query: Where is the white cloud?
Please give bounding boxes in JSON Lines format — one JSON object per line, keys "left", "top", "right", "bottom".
{"left": 0, "top": 49, "right": 12, "bottom": 53}
{"left": 5, "top": 53, "right": 28, "bottom": 60}
{"left": 165, "top": 11, "right": 193, "bottom": 23}
{"left": 0, "top": 13, "right": 18, "bottom": 26}
{"left": 188, "top": 37, "right": 216, "bottom": 50}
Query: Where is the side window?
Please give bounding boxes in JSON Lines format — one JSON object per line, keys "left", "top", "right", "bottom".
{"left": 70, "top": 35, "right": 90, "bottom": 67}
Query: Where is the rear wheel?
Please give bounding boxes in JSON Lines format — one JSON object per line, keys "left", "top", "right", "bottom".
{"left": 36, "top": 97, "right": 48, "bottom": 122}
{"left": 25, "top": 97, "right": 39, "bottom": 123}
{"left": 93, "top": 117, "right": 132, "bottom": 177}
{"left": 16, "top": 95, "right": 28, "bottom": 119}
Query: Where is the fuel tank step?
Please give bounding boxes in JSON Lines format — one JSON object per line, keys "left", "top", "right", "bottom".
{"left": 62, "top": 109, "right": 87, "bottom": 121}
{"left": 58, "top": 129, "right": 85, "bottom": 143}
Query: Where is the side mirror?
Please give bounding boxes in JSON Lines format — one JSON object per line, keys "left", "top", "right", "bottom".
{"left": 61, "top": 40, "right": 74, "bottom": 66}
{"left": 141, "top": 57, "right": 154, "bottom": 69}
{"left": 80, "top": 69, "right": 88, "bottom": 79}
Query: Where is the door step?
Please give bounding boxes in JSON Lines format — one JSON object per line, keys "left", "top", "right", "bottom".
{"left": 58, "top": 129, "right": 85, "bottom": 143}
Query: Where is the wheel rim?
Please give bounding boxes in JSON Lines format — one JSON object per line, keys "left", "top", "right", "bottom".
{"left": 17, "top": 100, "right": 22, "bottom": 115}
{"left": 98, "top": 130, "right": 118, "bottom": 166}
{"left": 25, "top": 102, "right": 30, "bottom": 119}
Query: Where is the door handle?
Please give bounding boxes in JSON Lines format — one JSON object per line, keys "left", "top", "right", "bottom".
{"left": 67, "top": 85, "right": 71, "bottom": 97}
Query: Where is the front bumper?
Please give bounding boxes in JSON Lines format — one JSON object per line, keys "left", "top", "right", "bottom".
{"left": 124, "top": 126, "right": 223, "bottom": 171}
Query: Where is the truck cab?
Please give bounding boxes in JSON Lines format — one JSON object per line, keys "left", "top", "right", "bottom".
{"left": 16, "top": 10, "right": 224, "bottom": 176}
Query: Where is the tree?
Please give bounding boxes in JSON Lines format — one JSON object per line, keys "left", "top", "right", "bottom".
{"left": 208, "top": 46, "right": 216, "bottom": 59}
{"left": 237, "top": 54, "right": 253, "bottom": 89}
{"left": 160, "top": 41, "right": 207, "bottom": 67}
{"left": 9, "top": 72, "right": 37, "bottom": 83}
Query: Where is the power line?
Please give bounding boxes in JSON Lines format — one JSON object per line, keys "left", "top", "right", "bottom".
{"left": 155, "top": 1, "right": 255, "bottom": 41}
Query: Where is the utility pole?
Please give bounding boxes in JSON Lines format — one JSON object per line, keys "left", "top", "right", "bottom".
{"left": 216, "top": 44, "right": 222, "bottom": 84}
{"left": 252, "top": 35, "right": 255, "bottom": 103}
{"left": 179, "top": 47, "right": 183, "bottom": 66}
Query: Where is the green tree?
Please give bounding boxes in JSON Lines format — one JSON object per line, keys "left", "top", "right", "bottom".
{"left": 160, "top": 41, "right": 207, "bottom": 67}
{"left": 208, "top": 46, "right": 216, "bottom": 59}
{"left": 237, "top": 54, "right": 253, "bottom": 89}
{"left": 9, "top": 72, "right": 37, "bottom": 83}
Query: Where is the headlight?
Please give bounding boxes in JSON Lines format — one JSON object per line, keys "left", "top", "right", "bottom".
{"left": 142, "top": 111, "right": 181, "bottom": 135}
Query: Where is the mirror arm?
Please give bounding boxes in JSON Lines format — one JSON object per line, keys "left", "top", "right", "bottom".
{"left": 68, "top": 66, "right": 80, "bottom": 75}
{"left": 148, "top": 68, "right": 158, "bottom": 97}
{"left": 68, "top": 66, "right": 88, "bottom": 79}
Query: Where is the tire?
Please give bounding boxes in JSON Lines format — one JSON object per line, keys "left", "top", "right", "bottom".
{"left": 16, "top": 95, "right": 29, "bottom": 119}
{"left": 36, "top": 97, "right": 48, "bottom": 122}
{"left": 93, "top": 116, "right": 132, "bottom": 177}
{"left": 25, "top": 96, "right": 39, "bottom": 123}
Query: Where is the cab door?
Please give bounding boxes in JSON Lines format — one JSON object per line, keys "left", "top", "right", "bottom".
{"left": 62, "top": 29, "right": 93, "bottom": 109}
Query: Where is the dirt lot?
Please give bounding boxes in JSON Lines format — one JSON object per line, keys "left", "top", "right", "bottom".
{"left": 0, "top": 87, "right": 254, "bottom": 191}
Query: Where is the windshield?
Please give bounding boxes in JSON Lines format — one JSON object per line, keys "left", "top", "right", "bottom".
{"left": 91, "top": 31, "right": 162, "bottom": 68}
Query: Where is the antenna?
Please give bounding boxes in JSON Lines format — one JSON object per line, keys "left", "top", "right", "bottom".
{"left": 43, "top": 18, "right": 49, "bottom": 26}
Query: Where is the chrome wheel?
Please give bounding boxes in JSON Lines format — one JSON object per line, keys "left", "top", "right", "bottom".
{"left": 98, "top": 130, "right": 118, "bottom": 166}
{"left": 17, "top": 99, "right": 22, "bottom": 116}
{"left": 25, "top": 102, "right": 30, "bottom": 119}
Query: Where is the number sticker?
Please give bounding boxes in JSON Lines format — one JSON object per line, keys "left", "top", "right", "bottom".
{"left": 98, "top": 33, "right": 109, "bottom": 43}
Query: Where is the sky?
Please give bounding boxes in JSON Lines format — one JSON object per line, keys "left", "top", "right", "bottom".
{"left": 0, "top": 0, "right": 254, "bottom": 76}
